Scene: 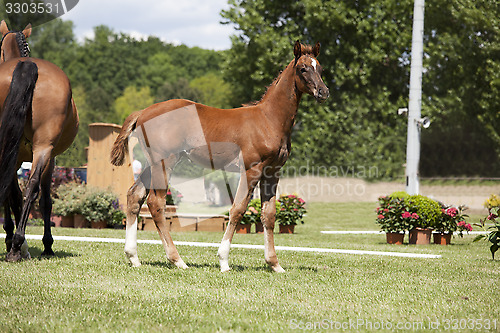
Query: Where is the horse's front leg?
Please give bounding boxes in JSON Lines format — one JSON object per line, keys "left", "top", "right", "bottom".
{"left": 260, "top": 171, "right": 285, "bottom": 273}
{"left": 40, "top": 158, "right": 55, "bottom": 256}
{"left": 218, "top": 165, "right": 262, "bottom": 272}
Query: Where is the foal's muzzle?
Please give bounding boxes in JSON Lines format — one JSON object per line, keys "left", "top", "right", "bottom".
{"left": 315, "top": 86, "right": 330, "bottom": 102}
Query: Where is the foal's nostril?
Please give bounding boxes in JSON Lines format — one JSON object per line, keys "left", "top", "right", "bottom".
{"left": 318, "top": 87, "right": 329, "bottom": 99}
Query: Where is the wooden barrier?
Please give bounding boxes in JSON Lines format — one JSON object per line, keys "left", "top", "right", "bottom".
{"left": 87, "top": 123, "right": 134, "bottom": 210}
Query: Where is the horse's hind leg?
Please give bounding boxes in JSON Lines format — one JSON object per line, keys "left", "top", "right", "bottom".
{"left": 3, "top": 201, "right": 14, "bottom": 252}
{"left": 3, "top": 178, "right": 23, "bottom": 252}
{"left": 124, "top": 167, "right": 150, "bottom": 267}
{"left": 147, "top": 159, "right": 188, "bottom": 269}
{"left": 7, "top": 149, "right": 50, "bottom": 262}
{"left": 40, "top": 158, "right": 55, "bottom": 256}
{"left": 147, "top": 188, "right": 188, "bottom": 269}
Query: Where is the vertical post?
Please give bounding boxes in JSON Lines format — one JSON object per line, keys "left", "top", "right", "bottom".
{"left": 406, "top": 0, "right": 425, "bottom": 195}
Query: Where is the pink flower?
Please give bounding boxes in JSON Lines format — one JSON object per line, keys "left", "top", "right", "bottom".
{"left": 488, "top": 213, "right": 498, "bottom": 220}
{"left": 457, "top": 221, "right": 465, "bottom": 227}
{"left": 446, "top": 207, "right": 458, "bottom": 217}
{"left": 378, "top": 214, "right": 385, "bottom": 219}
{"left": 401, "top": 212, "right": 412, "bottom": 219}
{"left": 288, "top": 195, "right": 296, "bottom": 199}
{"left": 465, "top": 223, "right": 472, "bottom": 232}
{"left": 411, "top": 213, "right": 419, "bottom": 219}
{"left": 298, "top": 198, "right": 305, "bottom": 204}
{"left": 293, "top": 208, "right": 298, "bottom": 211}
{"left": 384, "top": 209, "right": 389, "bottom": 212}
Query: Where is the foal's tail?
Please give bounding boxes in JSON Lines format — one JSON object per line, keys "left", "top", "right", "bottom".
{"left": 110, "top": 110, "right": 141, "bottom": 166}
{"left": 0, "top": 60, "right": 38, "bottom": 203}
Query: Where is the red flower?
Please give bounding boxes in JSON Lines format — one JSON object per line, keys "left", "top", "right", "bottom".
{"left": 378, "top": 214, "right": 385, "bottom": 219}
{"left": 401, "top": 211, "right": 412, "bottom": 219}
{"left": 411, "top": 213, "right": 419, "bottom": 219}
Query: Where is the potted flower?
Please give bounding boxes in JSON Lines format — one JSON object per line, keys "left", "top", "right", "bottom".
{"left": 474, "top": 206, "right": 500, "bottom": 259}
{"left": 166, "top": 186, "right": 182, "bottom": 213}
{"left": 244, "top": 198, "right": 263, "bottom": 233}
{"left": 433, "top": 205, "right": 470, "bottom": 245}
{"left": 406, "top": 195, "right": 442, "bottom": 245}
{"left": 52, "top": 182, "right": 87, "bottom": 228}
{"left": 276, "top": 194, "right": 306, "bottom": 234}
{"left": 80, "top": 188, "right": 123, "bottom": 229}
{"left": 376, "top": 194, "right": 409, "bottom": 244}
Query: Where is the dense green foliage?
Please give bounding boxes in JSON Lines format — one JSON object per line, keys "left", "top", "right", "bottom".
{"left": 222, "top": 0, "right": 500, "bottom": 178}
{"left": 1, "top": 0, "right": 498, "bottom": 178}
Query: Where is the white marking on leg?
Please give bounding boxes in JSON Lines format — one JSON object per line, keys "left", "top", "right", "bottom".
{"left": 124, "top": 218, "right": 141, "bottom": 267}
{"left": 311, "top": 59, "right": 317, "bottom": 71}
{"left": 218, "top": 239, "right": 231, "bottom": 272}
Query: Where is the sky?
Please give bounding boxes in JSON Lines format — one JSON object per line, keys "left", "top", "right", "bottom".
{"left": 62, "top": 0, "right": 236, "bottom": 50}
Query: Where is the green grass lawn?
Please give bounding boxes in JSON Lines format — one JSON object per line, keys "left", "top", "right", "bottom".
{"left": 0, "top": 202, "right": 498, "bottom": 332}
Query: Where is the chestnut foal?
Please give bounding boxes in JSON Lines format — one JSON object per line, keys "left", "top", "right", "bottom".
{"left": 111, "top": 41, "right": 329, "bottom": 272}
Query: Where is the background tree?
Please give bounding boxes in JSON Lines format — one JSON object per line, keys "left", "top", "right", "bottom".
{"left": 190, "top": 73, "right": 233, "bottom": 109}
{"left": 114, "top": 86, "right": 154, "bottom": 123}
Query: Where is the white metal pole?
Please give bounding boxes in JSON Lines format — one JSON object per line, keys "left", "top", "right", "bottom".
{"left": 406, "top": 0, "right": 425, "bottom": 195}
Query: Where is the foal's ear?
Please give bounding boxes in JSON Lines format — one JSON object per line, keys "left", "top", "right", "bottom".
{"left": 22, "top": 24, "right": 32, "bottom": 39}
{"left": 313, "top": 41, "right": 321, "bottom": 58}
{"left": 294, "top": 40, "right": 302, "bottom": 60}
{"left": 0, "top": 20, "right": 9, "bottom": 36}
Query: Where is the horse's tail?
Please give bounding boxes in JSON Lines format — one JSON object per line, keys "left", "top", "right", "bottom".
{"left": 110, "top": 110, "right": 141, "bottom": 166}
{"left": 0, "top": 60, "right": 38, "bottom": 202}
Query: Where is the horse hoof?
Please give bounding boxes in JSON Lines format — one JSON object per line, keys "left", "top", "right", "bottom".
{"left": 6, "top": 250, "right": 30, "bottom": 262}
{"left": 172, "top": 259, "right": 189, "bottom": 270}
{"left": 271, "top": 264, "right": 285, "bottom": 273}
{"left": 41, "top": 249, "right": 55, "bottom": 257}
{"left": 220, "top": 265, "right": 231, "bottom": 273}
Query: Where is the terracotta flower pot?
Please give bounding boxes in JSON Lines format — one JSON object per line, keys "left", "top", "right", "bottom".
{"left": 51, "top": 215, "right": 63, "bottom": 227}
{"left": 279, "top": 224, "right": 295, "bottom": 234}
{"left": 386, "top": 232, "right": 404, "bottom": 245}
{"left": 61, "top": 215, "right": 74, "bottom": 228}
{"left": 409, "top": 228, "right": 432, "bottom": 245}
{"left": 91, "top": 220, "right": 107, "bottom": 229}
{"left": 74, "top": 214, "right": 88, "bottom": 228}
{"left": 255, "top": 222, "right": 264, "bottom": 233}
{"left": 236, "top": 223, "right": 251, "bottom": 234}
{"left": 433, "top": 232, "right": 452, "bottom": 245}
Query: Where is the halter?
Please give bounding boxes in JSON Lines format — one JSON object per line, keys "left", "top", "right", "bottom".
{"left": 0, "top": 30, "right": 31, "bottom": 59}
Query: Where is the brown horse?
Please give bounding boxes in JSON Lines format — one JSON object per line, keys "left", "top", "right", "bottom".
{"left": 111, "top": 41, "right": 329, "bottom": 272}
{"left": 0, "top": 21, "right": 79, "bottom": 261}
